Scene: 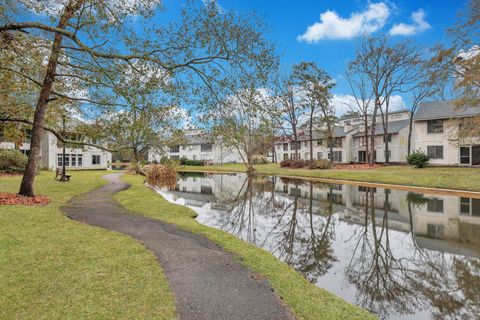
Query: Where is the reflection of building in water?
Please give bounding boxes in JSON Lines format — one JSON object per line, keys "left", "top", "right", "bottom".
{"left": 273, "top": 178, "right": 480, "bottom": 250}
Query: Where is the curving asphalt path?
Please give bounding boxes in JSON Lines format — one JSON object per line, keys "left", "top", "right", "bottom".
{"left": 63, "top": 173, "right": 294, "bottom": 320}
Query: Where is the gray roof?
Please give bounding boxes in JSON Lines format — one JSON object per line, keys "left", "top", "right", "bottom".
{"left": 183, "top": 133, "right": 212, "bottom": 145}
{"left": 413, "top": 100, "right": 480, "bottom": 121}
{"left": 353, "top": 119, "right": 410, "bottom": 137}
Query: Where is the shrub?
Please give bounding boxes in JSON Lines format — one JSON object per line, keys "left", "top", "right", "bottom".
{"left": 184, "top": 159, "right": 205, "bottom": 166}
{"left": 159, "top": 156, "right": 179, "bottom": 166}
{"left": 406, "top": 150, "right": 429, "bottom": 168}
{"left": 146, "top": 164, "right": 177, "bottom": 190}
{"left": 252, "top": 155, "right": 269, "bottom": 165}
{"left": 280, "top": 159, "right": 306, "bottom": 168}
{"left": 308, "top": 159, "right": 331, "bottom": 170}
{"left": 0, "top": 149, "right": 28, "bottom": 174}
{"left": 179, "top": 157, "right": 188, "bottom": 165}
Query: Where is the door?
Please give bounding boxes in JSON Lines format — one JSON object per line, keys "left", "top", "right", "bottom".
{"left": 358, "top": 151, "right": 366, "bottom": 163}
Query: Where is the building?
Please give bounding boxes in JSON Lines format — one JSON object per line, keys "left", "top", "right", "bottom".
{"left": 148, "top": 129, "right": 244, "bottom": 164}
{"left": 0, "top": 121, "right": 112, "bottom": 170}
{"left": 413, "top": 100, "right": 480, "bottom": 166}
{"left": 272, "top": 110, "right": 411, "bottom": 164}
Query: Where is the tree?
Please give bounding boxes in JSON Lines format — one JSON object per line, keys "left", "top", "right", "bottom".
{"left": 291, "top": 62, "right": 334, "bottom": 162}
{"left": 0, "top": 0, "right": 276, "bottom": 196}
{"left": 273, "top": 74, "right": 306, "bottom": 160}
{"left": 212, "top": 87, "right": 275, "bottom": 172}
{"left": 345, "top": 67, "right": 374, "bottom": 163}
{"left": 349, "top": 36, "right": 420, "bottom": 165}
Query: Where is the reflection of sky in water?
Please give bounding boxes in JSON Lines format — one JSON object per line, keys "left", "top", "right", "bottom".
{"left": 156, "top": 172, "right": 480, "bottom": 320}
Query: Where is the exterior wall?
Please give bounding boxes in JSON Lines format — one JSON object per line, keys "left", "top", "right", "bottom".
{"left": 273, "top": 137, "right": 348, "bottom": 163}
{"left": 413, "top": 119, "right": 462, "bottom": 165}
{"left": 352, "top": 127, "right": 409, "bottom": 163}
{"left": 148, "top": 142, "right": 244, "bottom": 164}
{"left": 0, "top": 130, "right": 111, "bottom": 171}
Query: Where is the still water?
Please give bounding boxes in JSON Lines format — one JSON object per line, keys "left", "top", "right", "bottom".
{"left": 156, "top": 172, "right": 480, "bottom": 320}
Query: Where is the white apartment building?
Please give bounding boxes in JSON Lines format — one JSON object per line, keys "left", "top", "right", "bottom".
{"left": 273, "top": 110, "right": 411, "bottom": 164}
{"left": 413, "top": 100, "right": 480, "bottom": 166}
{"left": 0, "top": 123, "right": 112, "bottom": 170}
{"left": 148, "top": 129, "right": 245, "bottom": 164}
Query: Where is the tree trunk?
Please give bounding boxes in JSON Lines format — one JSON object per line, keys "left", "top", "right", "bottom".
{"left": 369, "top": 99, "right": 379, "bottom": 166}
{"left": 407, "top": 114, "right": 413, "bottom": 156}
{"left": 309, "top": 107, "right": 314, "bottom": 162}
{"left": 19, "top": 1, "right": 81, "bottom": 196}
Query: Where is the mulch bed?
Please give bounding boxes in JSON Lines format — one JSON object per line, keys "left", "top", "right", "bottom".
{"left": 0, "top": 193, "right": 51, "bottom": 206}
{"left": 334, "top": 163, "right": 383, "bottom": 170}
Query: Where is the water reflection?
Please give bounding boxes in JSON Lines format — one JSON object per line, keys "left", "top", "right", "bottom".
{"left": 157, "top": 172, "right": 480, "bottom": 320}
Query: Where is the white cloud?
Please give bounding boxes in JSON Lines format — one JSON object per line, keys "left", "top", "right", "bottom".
{"left": 388, "top": 9, "right": 430, "bottom": 36}
{"left": 331, "top": 94, "right": 405, "bottom": 116}
{"left": 201, "top": 0, "right": 224, "bottom": 13}
{"left": 297, "top": 2, "right": 390, "bottom": 43}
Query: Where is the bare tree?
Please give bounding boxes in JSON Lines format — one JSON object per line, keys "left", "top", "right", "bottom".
{"left": 349, "top": 36, "right": 420, "bottom": 165}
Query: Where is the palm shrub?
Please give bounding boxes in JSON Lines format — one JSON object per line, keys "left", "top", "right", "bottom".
{"left": 0, "top": 149, "right": 28, "bottom": 173}
{"left": 406, "top": 150, "right": 429, "bottom": 168}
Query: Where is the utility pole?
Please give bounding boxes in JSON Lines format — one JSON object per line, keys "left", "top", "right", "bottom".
{"left": 61, "top": 114, "right": 67, "bottom": 182}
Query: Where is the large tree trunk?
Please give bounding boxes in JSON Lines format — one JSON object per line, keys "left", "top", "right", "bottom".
{"left": 309, "top": 107, "right": 314, "bottom": 162}
{"left": 19, "top": 1, "right": 81, "bottom": 196}
{"left": 369, "top": 99, "right": 380, "bottom": 166}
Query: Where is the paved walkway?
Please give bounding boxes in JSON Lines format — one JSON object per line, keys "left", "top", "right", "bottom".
{"left": 64, "top": 173, "right": 294, "bottom": 320}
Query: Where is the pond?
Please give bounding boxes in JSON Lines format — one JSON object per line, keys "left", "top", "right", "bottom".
{"left": 155, "top": 172, "right": 480, "bottom": 320}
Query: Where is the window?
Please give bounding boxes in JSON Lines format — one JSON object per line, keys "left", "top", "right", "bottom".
{"left": 92, "top": 155, "right": 101, "bottom": 165}
{"left": 290, "top": 187, "right": 301, "bottom": 197}
{"left": 327, "top": 193, "right": 342, "bottom": 204}
{"left": 290, "top": 142, "right": 300, "bottom": 150}
{"left": 200, "top": 186, "right": 213, "bottom": 194}
{"left": 460, "top": 198, "right": 480, "bottom": 216}
{"left": 427, "top": 198, "right": 444, "bottom": 213}
{"left": 460, "top": 146, "right": 471, "bottom": 164}
{"left": 290, "top": 153, "right": 296, "bottom": 160}
{"left": 328, "top": 137, "right": 342, "bottom": 148}
{"left": 358, "top": 186, "right": 376, "bottom": 193}
{"left": 328, "top": 151, "right": 342, "bottom": 162}
{"left": 359, "top": 136, "right": 367, "bottom": 147}
{"left": 170, "top": 155, "right": 180, "bottom": 160}
{"left": 427, "top": 146, "right": 444, "bottom": 159}
{"left": 182, "top": 186, "right": 187, "bottom": 192}
{"left": 317, "top": 139, "right": 323, "bottom": 146}
{"left": 77, "top": 154, "right": 82, "bottom": 166}
{"left": 201, "top": 143, "right": 212, "bottom": 152}
{"left": 283, "top": 143, "right": 288, "bottom": 151}
{"left": 317, "top": 152, "right": 323, "bottom": 160}
{"left": 170, "top": 145, "right": 180, "bottom": 153}
{"left": 427, "top": 120, "right": 443, "bottom": 134}
{"left": 304, "top": 152, "right": 309, "bottom": 160}
{"left": 283, "top": 153, "right": 288, "bottom": 160}
{"left": 71, "top": 154, "right": 76, "bottom": 167}
{"left": 383, "top": 134, "right": 392, "bottom": 142}
{"left": 283, "top": 185, "right": 288, "bottom": 193}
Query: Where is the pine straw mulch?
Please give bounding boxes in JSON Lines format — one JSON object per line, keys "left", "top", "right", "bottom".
{"left": 0, "top": 193, "right": 51, "bottom": 206}
{"left": 333, "top": 163, "right": 384, "bottom": 170}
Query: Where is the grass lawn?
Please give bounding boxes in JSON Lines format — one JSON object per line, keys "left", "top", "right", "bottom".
{"left": 116, "top": 174, "right": 375, "bottom": 320}
{"left": 179, "top": 163, "right": 480, "bottom": 192}
{"left": 0, "top": 171, "right": 175, "bottom": 320}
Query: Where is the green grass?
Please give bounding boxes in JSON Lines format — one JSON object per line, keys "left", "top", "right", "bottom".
{"left": 116, "top": 174, "right": 375, "bottom": 320}
{"left": 0, "top": 171, "right": 176, "bottom": 320}
{"left": 179, "top": 163, "right": 480, "bottom": 192}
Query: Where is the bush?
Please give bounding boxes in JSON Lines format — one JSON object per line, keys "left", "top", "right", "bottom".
{"left": 308, "top": 159, "right": 331, "bottom": 170}
{"left": 252, "top": 155, "right": 269, "bottom": 165}
{"left": 184, "top": 159, "right": 205, "bottom": 166}
{"left": 406, "top": 150, "right": 429, "bottom": 168}
{"left": 146, "top": 164, "right": 177, "bottom": 190}
{"left": 160, "top": 156, "right": 179, "bottom": 166}
{"left": 0, "top": 149, "right": 28, "bottom": 174}
{"left": 179, "top": 157, "right": 188, "bottom": 165}
{"left": 280, "top": 159, "right": 306, "bottom": 168}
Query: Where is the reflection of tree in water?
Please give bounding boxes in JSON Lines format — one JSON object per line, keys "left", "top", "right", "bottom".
{"left": 264, "top": 180, "right": 337, "bottom": 283}
{"left": 345, "top": 188, "right": 420, "bottom": 318}
{"left": 345, "top": 189, "right": 480, "bottom": 319}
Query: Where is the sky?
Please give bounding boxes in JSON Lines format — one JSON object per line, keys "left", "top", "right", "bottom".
{"left": 180, "top": 0, "right": 466, "bottom": 115}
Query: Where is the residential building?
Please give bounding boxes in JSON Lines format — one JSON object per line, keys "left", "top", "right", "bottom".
{"left": 413, "top": 100, "right": 480, "bottom": 166}
{"left": 0, "top": 122, "right": 112, "bottom": 170}
{"left": 148, "top": 129, "right": 244, "bottom": 164}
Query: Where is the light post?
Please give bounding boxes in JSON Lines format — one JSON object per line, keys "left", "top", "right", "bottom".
{"left": 61, "top": 114, "right": 67, "bottom": 182}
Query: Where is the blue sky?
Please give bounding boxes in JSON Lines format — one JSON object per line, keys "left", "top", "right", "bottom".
{"left": 174, "top": 0, "right": 466, "bottom": 114}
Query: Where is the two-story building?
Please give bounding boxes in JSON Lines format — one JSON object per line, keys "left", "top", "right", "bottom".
{"left": 413, "top": 100, "right": 480, "bottom": 166}
{"left": 148, "top": 129, "right": 244, "bottom": 164}
{"left": 0, "top": 121, "right": 112, "bottom": 170}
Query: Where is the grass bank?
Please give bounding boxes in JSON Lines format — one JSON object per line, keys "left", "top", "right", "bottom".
{"left": 116, "top": 174, "right": 375, "bottom": 320}
{"left": 0, "top": 171, "right": 175, "bottom": 319}
{"left": 179, "top": 163, "right": 480, "bottom": 192}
